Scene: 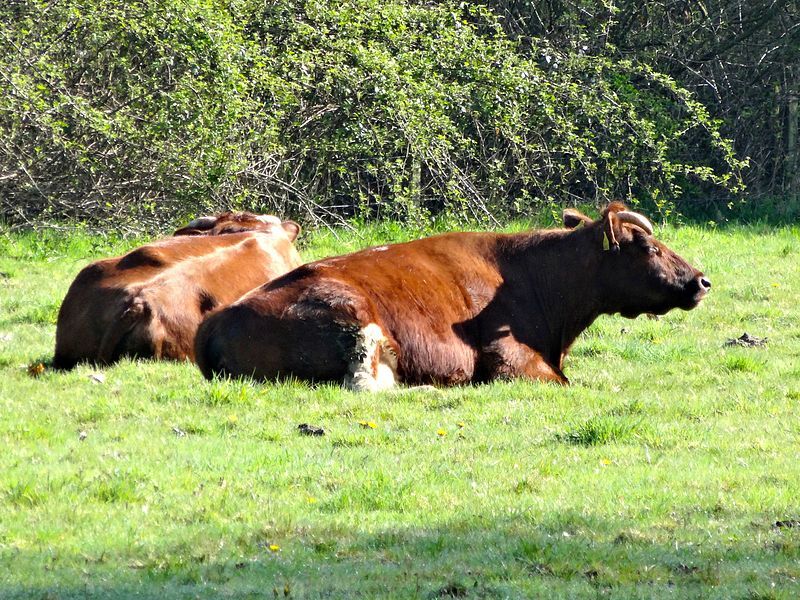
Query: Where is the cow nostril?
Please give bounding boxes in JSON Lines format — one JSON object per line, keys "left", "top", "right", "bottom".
{"left": 700, "top": 277, "right": 711, "bottom": 290}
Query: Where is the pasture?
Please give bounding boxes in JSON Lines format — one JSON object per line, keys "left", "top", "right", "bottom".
{"left": 1, "top": 220, "right": 799, "bottom": 598}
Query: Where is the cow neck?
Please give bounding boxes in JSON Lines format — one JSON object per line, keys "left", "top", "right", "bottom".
{"left": 505, "top": 224, "right": 604, "bottom": 362}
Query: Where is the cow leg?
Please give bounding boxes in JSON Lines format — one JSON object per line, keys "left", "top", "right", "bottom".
{"left": 343, "top": 323, "right": 398, "bottom": 392}
{"left": 480, "top": 339, "right": 568, "bottom": 385}
{"left": 96, "top": 299, "right": 147, "bottom": 364}
{"left": 196, "top": 295, "right": 382, "bottom": 384}
{"left": 518, "top": 355, "right": 569, "bottom": 385}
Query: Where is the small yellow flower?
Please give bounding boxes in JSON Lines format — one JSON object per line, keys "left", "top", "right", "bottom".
{"left": 359, "top": 420, "right": 377, "bottom": 429}
{"left": 456, "top": 422, "right": 465, "bottom": 428}
{"left": 437, "top": 428, "right": 447, "bottom": 436}
{"left": 306, "top": 496, "right": 317, "bottom": 504}
{"left": 269, "top": 544, "right": 280, "bottom": 552}
{"left": 601, "top": 458, "right": 612, "bottom": 466}
{"left": 227, "top": 414, "right": 238, "bottom": 424}
{"left": 772, "top": 283, "right": 780, "bottom": 287}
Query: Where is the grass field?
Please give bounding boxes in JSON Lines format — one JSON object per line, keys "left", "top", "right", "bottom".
{"left": 1, "top": 218, "right": 799, "bottom": 599}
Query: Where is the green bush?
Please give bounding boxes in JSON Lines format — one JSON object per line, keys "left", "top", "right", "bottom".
{"left": 0, "top": 0, "right": 745, "bottom": 230}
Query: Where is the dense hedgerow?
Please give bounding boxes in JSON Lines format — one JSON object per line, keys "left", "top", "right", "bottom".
{"left": 0, "top": 0, "right": 746, "bottom": 230}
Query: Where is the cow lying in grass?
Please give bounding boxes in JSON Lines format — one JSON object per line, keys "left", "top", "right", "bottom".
{"left": 195, "top": 203, "right": 710, "bottom": 390}
{"left": 54, "top": 212, "right": 301, "bottom": 369}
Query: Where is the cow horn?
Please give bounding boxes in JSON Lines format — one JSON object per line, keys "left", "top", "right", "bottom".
{"left": 256, "top": 214, "right": 281, "bottom": 225}
{"left": 615, "top": 211, "right": 653, "bottom": 235}
{"left": 185, "top": 216, "right": 217, "bottom": 229}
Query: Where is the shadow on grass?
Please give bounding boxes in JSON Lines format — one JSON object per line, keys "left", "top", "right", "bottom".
{"left": 4, "top": 514, "right": 799, "bottom": 599}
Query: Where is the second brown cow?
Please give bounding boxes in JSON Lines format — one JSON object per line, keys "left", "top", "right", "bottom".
{"left": 54, "top": 212, "right": 301, "bottom": 369}
{"left": 195, "top": 203, "right": 710, "bottom": 390}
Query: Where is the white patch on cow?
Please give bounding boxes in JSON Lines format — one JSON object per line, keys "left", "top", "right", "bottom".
{"left": 256, "top": 214, "right": 281, "bottom": 225}
{"left": 372, "top": 246, "right": 389, "bottom": 252}
{"left": 344, "top": 323, "right": 397, "bottom": 392}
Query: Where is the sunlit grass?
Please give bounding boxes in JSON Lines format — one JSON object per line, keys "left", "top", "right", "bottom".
{"left": 1, "top": 222, "right": 799, "bottom": 598}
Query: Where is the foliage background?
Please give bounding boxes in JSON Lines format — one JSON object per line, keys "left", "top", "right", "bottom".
{"left": 0, "top": 0, "right": 796, "bottom": 230}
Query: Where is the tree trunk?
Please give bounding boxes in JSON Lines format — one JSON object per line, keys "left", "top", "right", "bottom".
{"left": 409, "top": 155, "right": 422, "bottom": 208}
{"left": 785, "top": 65, "right": 800, "bottom": 201}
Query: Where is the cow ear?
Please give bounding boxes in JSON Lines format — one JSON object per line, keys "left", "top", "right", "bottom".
{"left": 281, "top": 220, "right": 301, "bottom": 241}
{"left": 173, "top": 216, "right": 217, "bottom": 236}
{"left": 173, "top": 227, "right": 204, "bottom": 236}
{"left": 563, "top": 208, "right": 591, "bottom": 229}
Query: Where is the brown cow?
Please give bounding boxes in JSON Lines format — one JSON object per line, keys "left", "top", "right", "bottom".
{"left": 195, "top": 203, "right": 710, "bottom": 390}
{"left": 53, "top": 212, "right": 301, "bottom": 369}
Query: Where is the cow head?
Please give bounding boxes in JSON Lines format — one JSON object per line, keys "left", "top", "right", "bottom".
{"left": 173, "top": 211, "right": 301, "bottom": 241}
{"left": 563, "top": 202, "right": 710, "bottom": 318}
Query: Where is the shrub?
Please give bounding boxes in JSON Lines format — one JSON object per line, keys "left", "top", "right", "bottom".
{"left": 0, "top": 0, "right": 745, "bottom": 230}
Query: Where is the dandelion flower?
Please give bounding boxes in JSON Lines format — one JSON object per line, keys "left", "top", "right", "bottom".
{"left": 437, "top": 428, "right": 447, "bottom": 436}
{"left": 269, "top": 544, "right": 280, "bottom": 552}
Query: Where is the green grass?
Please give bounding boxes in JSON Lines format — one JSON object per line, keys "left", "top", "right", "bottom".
{"left": 1, "top": 221, "right": 800, "bottom": 598}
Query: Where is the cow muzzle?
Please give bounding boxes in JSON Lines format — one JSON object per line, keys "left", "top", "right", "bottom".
{"left": 696, "top": 275, "right": 711, "bottom": 296}
{"left": 686, "top": 274, "right": 711, "bottom": 308}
